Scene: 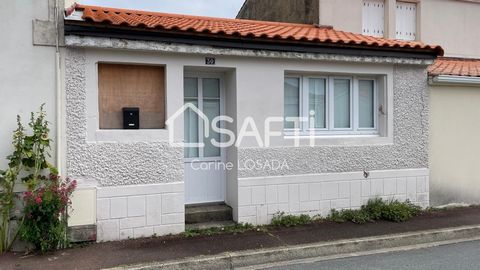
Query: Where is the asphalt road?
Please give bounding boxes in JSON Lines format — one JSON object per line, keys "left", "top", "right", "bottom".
{"left": 265, "top": 240, "right": 480, "bottom": 270}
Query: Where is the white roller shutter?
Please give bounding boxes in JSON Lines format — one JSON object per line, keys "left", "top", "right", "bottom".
{"left": 362, "top": 0, "right": 385, "bottom": 37}
{"left": 396, "top": 2, "right": 417, "bottom": 40}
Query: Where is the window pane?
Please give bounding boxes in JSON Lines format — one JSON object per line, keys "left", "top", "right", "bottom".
{"left": 184, "top": 99, "right": 199, "bottom": 158}
{"left": 203, "top": 99, "right": 221, "bottom": 157}
{"left": 184, "top": 78, "right": 198, "bottom": 98}
{"left": 308, "top": 78, "right": 326, "bottom": 129}
{"left": 333, "top": 79, "right": 351, "bottom": 128}
{"left": 284, "top": 78, "right": 300, "bottom": 129}
{"left": 359, "top": 80, "right": 375, "bottom": 128}
{"left": 203, "top": 78, "right": 220, "bottom": 98}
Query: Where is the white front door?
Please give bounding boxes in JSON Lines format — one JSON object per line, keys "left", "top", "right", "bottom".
{"left": 184, "top": 75, "right": 226, "bottom": 205}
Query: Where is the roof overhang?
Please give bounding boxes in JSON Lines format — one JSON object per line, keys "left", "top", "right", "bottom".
{"left": 63, "top": 4, "right": 443, "bottom": 60}
{"left": 64, "top": 23, "right": 438, "bottom": 60}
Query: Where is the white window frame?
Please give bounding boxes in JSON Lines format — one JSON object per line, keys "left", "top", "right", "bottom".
{"left": 284, "top": 75, "right": 378, "bottom": 136}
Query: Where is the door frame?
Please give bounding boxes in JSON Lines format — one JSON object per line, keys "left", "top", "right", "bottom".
{"left": 184, "top": 71, "right": 227, "bottom": 204}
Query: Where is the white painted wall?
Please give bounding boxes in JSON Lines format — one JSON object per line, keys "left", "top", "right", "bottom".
{"left": 419, "top": 0, "right": 480, "bottom": 58}
{"left": 430, "top": 84, "right": 480, "bottom": 205}
{"left": 0, "top": 1, "right": 57, "bottom": 169}
{"left": 70, "top": 45, "right": 423, "bottom": 235}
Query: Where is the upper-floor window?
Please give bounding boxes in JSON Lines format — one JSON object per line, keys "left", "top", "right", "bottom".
{"left": 362, "top": 0, "right": 385, "bottom": 37}
{"left": 396, "top": 1, "right": 417, "bottom": 40}
{"left": 284, "top": 76, "right": 378, "bottom": 135}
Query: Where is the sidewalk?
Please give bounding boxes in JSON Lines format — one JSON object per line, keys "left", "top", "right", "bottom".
{"left": 2, "top": 206, "right": 480, "bottom": 270}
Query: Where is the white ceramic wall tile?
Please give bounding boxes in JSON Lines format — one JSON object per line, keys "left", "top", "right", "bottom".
{"left": 237, "top": 169, "right": 429, "bottom": 225}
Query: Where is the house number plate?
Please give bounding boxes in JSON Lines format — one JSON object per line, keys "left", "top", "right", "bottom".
{"left": 205, "top": 57, "right": 216, "bottom": 65}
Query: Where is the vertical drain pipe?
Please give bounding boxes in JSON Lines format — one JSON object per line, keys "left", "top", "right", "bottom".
{"left": 54, "top": 0, "right": 63, "bottom": 176}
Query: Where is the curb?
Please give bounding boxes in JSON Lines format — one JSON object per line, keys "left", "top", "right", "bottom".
{"left": 105, "top": 225, "right": 480, "bottom": 270}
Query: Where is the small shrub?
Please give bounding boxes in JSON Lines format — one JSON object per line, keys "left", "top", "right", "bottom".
{"left": 327, "top": 209, "right": 346, "bottom": 223}
{"left": 327, "top": 198, "right": 422, "bottom": 224}
{"left": 271, "top": 212, "right": 312, "bottom": 227}
{"left": 380, "top": 200, "right": 421, "bottom": 222}
{"left": 340, "top": 209, "right": 372, "bottom": 224}
{"left": 361, "top": 198, "right": 386, "bottom": 220}
{"left": 20, "top": 175, "right": 77, "bottom": 253}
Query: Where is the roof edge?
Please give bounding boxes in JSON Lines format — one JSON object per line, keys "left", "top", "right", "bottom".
{"left": 430, "top": 75, "right": 480, "bottom": 86}
{"left": 64, "top": 23, "right": 439, "bottom": 60}
{"left": 65, "top": 35, "right": 435, "bottom": 66}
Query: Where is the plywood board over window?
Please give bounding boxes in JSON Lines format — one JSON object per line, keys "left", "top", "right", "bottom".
{"left": 98, "top": 64, "right": 165, "bottom": 129}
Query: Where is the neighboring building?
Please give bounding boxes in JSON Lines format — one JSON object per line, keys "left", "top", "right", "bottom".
{"left": 0, "top": 1, "right": 60, "bottom": 171}
{"left": 238, "top": 0, "right": 480, "bottom": 58}
{"left": 428, "top": 58, "right": 480, "bottom": 205}
{"left": 238, "top": 0, "right": 480, "bottom": 206}
{"left": 64, "top": 4, "right": 440, "bottom": 242}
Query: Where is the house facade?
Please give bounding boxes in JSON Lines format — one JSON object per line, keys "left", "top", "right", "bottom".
{"left": 64, "top": 4, "right": 440, "bottom": 242}
{"left": 239, "top": 0, "right": 480, "bottom": 206}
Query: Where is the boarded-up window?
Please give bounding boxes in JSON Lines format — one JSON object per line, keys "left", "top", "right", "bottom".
{"left": 363, "top": 0, "right": 385, "bottom": 37}
{"left": 396, "top": 1, "right": 417, "bottom": 41}
{"left": 98, "top": 64, "right": 165, "bottom": 129}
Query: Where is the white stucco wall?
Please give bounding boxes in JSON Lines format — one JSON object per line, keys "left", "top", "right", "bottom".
{"left": 65, "top": 37, "right": 430, "bottom": 240}
{"left": 0, "top": 1, "right": 57, "bottom": 169}
{"left": 430, "top": 84, "right": 480, "bottom": 205}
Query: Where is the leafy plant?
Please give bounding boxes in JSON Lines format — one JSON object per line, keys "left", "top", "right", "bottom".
{"left": 339, "top": 209, "right": 372, "bottom": 224}
{"left": 271, "top": 212, "right": 313, "bottom": 227}
{"left": 380, "top": 200, "right": 421, "bottom": 222}
{"left": 20, "top": 175, "right": 76, "bottom": 253}
{"left": 21, "top": 105, "right": 57, "bottom": 191}
{"left": 0, "top": 105, "right": 76, "bottom": 254}
{"left": 0, "top": 117, "right": 25, "bottom": 253}
{"left": 361, "top": 198, "right": 385, "bottom": 220}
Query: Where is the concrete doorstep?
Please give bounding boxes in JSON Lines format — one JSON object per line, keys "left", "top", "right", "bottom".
{"left": 106, "top": 225, "right": 480, "bottom": 270}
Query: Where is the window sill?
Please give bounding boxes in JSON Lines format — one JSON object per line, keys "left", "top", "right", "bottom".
{"left": 92, "top": 129, "right": 170, "bottom": 143}
{"left": 282, "top": 134, "right": 393, "bottom": 146}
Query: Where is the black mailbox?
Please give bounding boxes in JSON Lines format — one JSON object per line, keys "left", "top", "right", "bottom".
{"left": 122, "top": 107, "right": 139, "bottom": 129}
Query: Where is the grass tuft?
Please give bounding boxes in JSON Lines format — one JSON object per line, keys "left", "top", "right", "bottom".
{"left": 327, "top": 198, "right": 422, "bottom": 224}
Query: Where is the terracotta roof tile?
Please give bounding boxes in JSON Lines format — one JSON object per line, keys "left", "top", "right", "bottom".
{"left": 428, "top": 57, "right": 480, "bottom": 77}
{"left": 68, "top": 4, "right": 444, "bottom": 56}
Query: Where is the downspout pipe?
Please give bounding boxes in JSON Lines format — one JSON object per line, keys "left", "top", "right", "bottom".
{"left": 54, "top": 0, "right": 63, "bottom": 176}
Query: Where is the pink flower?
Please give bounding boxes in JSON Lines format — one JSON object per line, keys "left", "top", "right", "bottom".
{"left": 35, "top": 197, "right": 42, "bottom": 204}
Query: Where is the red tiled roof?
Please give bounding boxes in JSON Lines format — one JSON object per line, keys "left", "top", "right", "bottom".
{"left": 429, "top": 57, "right": 480, "bottom": 77}
{"left": 69, "top": 4, "right": 444, "bottom": 56}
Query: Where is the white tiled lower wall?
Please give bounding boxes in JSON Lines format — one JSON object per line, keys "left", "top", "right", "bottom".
{"left": 96, "top": 183, "right": 185, "bottom": 242}
{"left": 237, "top": 169, "right": 429, "bottom": 225}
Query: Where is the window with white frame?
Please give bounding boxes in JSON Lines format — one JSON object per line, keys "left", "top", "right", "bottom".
{"left": 396, "top": 1, "right": 417, "bottom": 41}
{"left": 284, "top": 76, "right": 378, "bottom": 135}
{"left": 362, "top": 0, "right": 385, "bottom": 37}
